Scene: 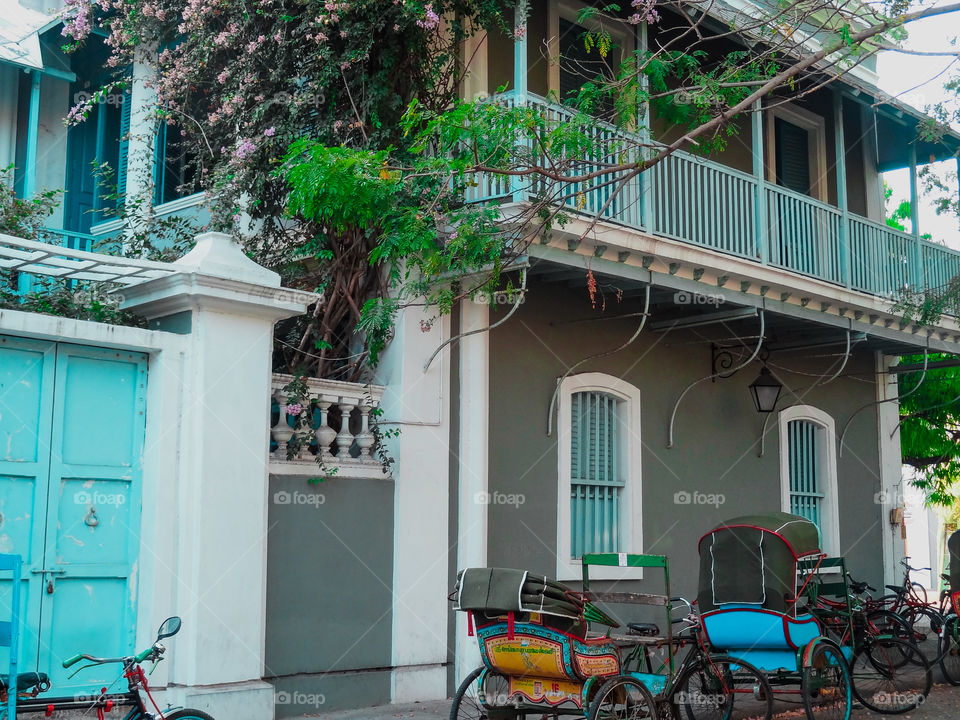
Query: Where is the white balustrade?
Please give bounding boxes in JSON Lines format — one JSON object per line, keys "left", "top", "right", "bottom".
{"left": 268, "top": 374, "right": 388, "bottom": 480}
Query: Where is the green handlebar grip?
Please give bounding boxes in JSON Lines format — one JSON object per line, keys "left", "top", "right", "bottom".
{"left": 63, "top": 653, "right": 84, "bottom": 668}
{"left": 135, "top": 646, "right": 154, "bottom": 663}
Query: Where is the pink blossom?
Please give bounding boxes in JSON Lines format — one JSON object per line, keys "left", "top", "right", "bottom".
{"left": 234, "top": 138, "right": 256, "bottom": 160}
{"left": 264, "top": 127, "right": 276, "bottom": 137}
{"left": 285, "top": 403, "right": 304, "bottom": 416}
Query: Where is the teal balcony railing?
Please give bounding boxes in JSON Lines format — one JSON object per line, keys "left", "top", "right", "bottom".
{"left": 38, "top": 227, "right": 95, "bottom": 252}
{"left": 469, "top": 91, "right": 960, "bottom": 302}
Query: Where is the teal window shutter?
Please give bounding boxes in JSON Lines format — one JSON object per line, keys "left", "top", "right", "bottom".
{"left": 774, "top": 118, "right": 811, "bottom": 195}
{"left": 570, "top": 391, "right": 624, "bottom": 558}
{"left": 788, "top": 420, "right": 823, "bottom": 529}
{"left": 116, "top": 89, "right": 132, "bottom": 198}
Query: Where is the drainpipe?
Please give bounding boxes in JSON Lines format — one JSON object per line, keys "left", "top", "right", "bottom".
{"left": 908, "top": 145, "right": 922, "bottom": 291}
{"left": 834, "top": 94, "right": 850, "bottom": 288}
{"left": 23, "top": 69, "right": 41, "bottom": 198}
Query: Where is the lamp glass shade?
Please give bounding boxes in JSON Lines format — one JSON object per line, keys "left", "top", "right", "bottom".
{"left": 749, "top": 367, "right": 782, "bottom": 413}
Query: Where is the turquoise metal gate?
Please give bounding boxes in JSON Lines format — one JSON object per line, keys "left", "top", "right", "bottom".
{"left": 0, "top": 336, "right": 147, "bottom": 693}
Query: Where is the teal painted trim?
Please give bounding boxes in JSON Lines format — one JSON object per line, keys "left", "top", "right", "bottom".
{"left": 466, "top": 94, "right": 960, "bottom": 304}
{"left": 752, "top": 100, "right": 768, "bottom": 264}
{"left": 909, "top": 145, "right": 922, "bottom": 288}
{"left": 23, "top": 70, "right": 41, "bottom": 199}
{"left": 511, "top": 8, "right": 528, "bottom": 203}
{"left": 833, "top": 94, "right": 851, "bottom": 288}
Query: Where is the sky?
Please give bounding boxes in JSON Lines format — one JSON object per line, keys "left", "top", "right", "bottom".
{"left": 876, "top": 8, "right": 960, "bottom": 249}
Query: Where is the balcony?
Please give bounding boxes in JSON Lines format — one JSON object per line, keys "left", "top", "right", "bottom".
{"left": 269, "top": 374, "right": 389, "bottom": 480}
{"left": 467, "top": 91, "right": 960, "bottom": 303}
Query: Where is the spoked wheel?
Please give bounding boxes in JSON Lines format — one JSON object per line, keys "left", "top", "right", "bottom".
{"left": 900, "top": 605, "right": 946, "bottom": 664}
{"left": 863, "top": 610, "right": 918, "bottom": 669}
{"left": 850, "top": 637, "right": 931, "bottom": 713}
{"left": 672, "top": 654, "right": 773, "bottom": 720}
{"left": 588, "top": 675, "right": 658, "bottom": 720}
{"left": 801, "top": 643, "right": 851, "bottom": 720}
{"left": 450, "top": 667, "right": 523, "bottom": 720}
{"left": 939, "top": 614, "right": 960, "bottom": 685}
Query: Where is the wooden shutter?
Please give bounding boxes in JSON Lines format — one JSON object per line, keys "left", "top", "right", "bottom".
{"left": 570, "top": 391, "right": 624, "bottom": 558}
{"left": 788, "top": 420, "right": 823, "bottom": 528}
{"left": 116, "top": 88, "right": 132, "bottom": 198}
{"left": 774, "top": 118, "right": 811, "bottom": 195}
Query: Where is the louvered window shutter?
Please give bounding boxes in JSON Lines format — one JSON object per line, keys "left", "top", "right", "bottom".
{"left": 570, "top": 391, "right": 624, "bottom": 558}
{"left": 116, "top": 88, "right": 132, "bottom": 198}
{"left": 774, "top": 118, "right": 811, "bottom": 195}
{"left": 788, "top": 420, "right": 824, "bottom": 529}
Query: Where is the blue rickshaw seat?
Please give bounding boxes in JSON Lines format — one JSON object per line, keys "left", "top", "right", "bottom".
{"left": 701, "top": 607, "right": 821, "bottom": 651}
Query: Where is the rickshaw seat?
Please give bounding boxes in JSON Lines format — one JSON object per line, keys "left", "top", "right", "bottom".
{"left": 702, "top": 608, "right": 821, "bottom": 651}
{"left": 627, "top": 622, "right": 660, "bottom": 636}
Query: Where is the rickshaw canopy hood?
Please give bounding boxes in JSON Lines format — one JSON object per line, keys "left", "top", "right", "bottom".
{"left": 949, "top": 528, "right": 960, "bottom": 592}
{"left": 698, "top": 513, "right": 822, "bottom": 559}
{"left": 697, "top": 512, "right": 822, "bottom": 615}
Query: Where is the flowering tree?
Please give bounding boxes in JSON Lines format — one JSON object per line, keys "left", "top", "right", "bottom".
{"left": 62, "top": 0, "right": 960, "bottom": 382}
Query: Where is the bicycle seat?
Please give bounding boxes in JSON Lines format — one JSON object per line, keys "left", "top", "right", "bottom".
{"left": 0, "top": 672, "right": 49, "bottom": 693}
{"left": 885, "top": 585, "right": 908, "bottom": 595}
{"left": 627, "top": 622, "right": 660, "bottom": 637}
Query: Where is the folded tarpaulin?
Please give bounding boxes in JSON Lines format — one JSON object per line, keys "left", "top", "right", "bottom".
{"left": 453, "top": 567, "right": 585, "bottom": 619}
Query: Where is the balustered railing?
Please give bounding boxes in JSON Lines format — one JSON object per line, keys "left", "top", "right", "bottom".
{"left": 468, "top": 91, "right": 960, "bottom": 309}
{"left": 269, "top": 374, "right": 388, "bottom": 480}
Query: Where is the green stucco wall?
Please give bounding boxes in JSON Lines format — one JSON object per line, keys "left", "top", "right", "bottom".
{"left": 484, "top": 281, "right": 886, "bottom": 605}
{"left": 265, "top": 475, "right": 394, "bottom": 715}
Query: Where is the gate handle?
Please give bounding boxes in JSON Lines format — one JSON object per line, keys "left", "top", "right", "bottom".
{"left": 30, "top": 568, "right": 67, "bottom": 575}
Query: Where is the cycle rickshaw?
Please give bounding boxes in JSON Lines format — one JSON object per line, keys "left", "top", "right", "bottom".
{"left": 940, "top": 528, "right": 960, "bottom": 683}
{"left": 450, "top": 554, "right": 773, "bottom": 720}
{"left": 697, "top": 512, "right": 853, "bottom": 720}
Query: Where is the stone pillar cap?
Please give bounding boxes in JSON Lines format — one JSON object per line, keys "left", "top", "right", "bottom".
{"left": 174, "top": 231, "right": 280, "bottom": 287}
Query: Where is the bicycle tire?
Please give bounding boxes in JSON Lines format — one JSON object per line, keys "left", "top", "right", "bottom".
{"left": 672, "top": 654, "right": 773, "bottom": 720}
{"left": 939, "top": 614, "right": 960, "bottom": 686}
{"left": 850, "top": 637, "right": 931, "bottom": 714}
{"left": 165, "top": 710, "right": 216, "bottom": 720}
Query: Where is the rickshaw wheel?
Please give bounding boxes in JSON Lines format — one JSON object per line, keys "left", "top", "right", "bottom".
{"left": 671, "top": 655, "right": 772, "bottom": 720}
{"left": 850, "top": 636, "right": 930, "bottom": 714}
{"left": 939, "top": 614, "right": 960, "bottom": 685}
{"left": 800, "top": 643, "right": 851, "bottom": 720}
{"left": 587, "top": 675, "right": 657, "bottom": 720}
{"left": 450, "top": 666, "right": 524, "bottom": 720}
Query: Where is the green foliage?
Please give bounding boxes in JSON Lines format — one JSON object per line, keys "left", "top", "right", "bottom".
{"left": 0, "top": 165, "right": 60, "bottom": 237}
{"left": 899, "top": 354, "right": 960, "bottom": 505}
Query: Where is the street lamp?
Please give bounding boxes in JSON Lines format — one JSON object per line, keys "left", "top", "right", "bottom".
{"left": 749, "top": 367, "right": 782, "bottom": 413}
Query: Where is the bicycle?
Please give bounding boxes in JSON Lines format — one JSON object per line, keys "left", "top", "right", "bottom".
{"left": 804, "top": 566, "right": 932, "bottom": 714}
{"left": 1, "top": 617, "right": 214, "bottom": 720}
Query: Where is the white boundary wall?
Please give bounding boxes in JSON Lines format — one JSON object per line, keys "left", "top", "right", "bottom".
{"left": 0, "top": 232, "right": 312, "bottom": 719}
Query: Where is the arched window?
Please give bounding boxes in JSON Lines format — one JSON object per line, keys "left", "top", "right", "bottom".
{"left": 557, "top": 373, "right": 642, "bottom": 580}
{"left": 778, "top": 406, "right": 840, "bottom": 555}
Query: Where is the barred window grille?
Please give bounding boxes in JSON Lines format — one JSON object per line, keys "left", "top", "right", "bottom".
{"left": 788, "top": 419, "right": 824, "bottom": 529}
{"left": 570, "top": 391, "right": 624, "bottom": 558}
